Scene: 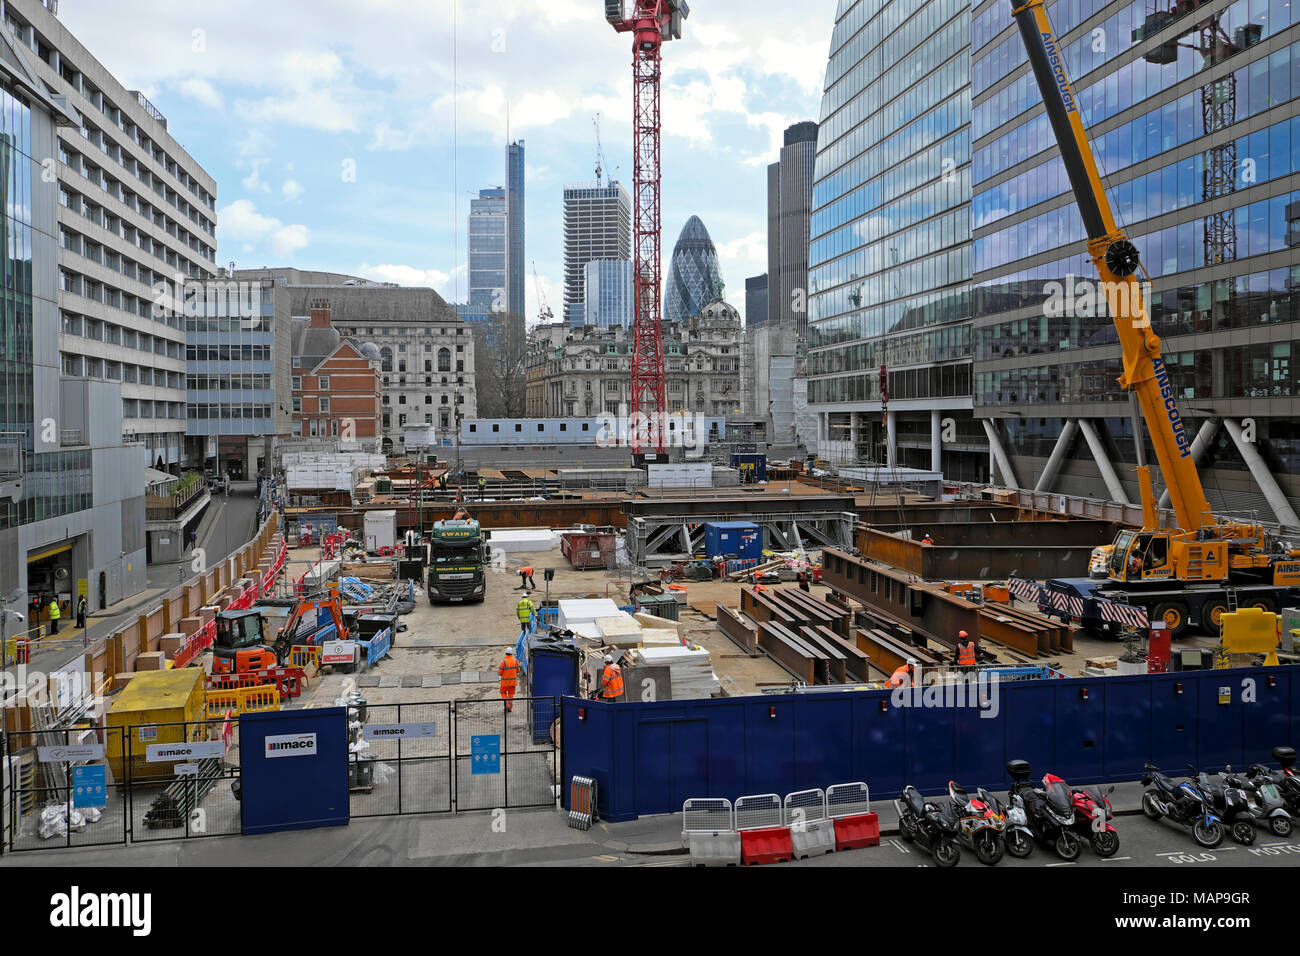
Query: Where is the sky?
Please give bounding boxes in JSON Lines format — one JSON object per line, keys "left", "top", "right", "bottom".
{"left": 54, "top": 0, "right": 838, "bottom": 325}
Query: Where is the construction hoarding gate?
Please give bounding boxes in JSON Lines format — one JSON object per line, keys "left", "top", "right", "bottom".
{"left": 1, "top": 697, "right": 559, "bottom": 852}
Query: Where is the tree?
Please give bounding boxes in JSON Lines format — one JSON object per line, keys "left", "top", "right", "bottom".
{"left": 473, "top": 312, "right": 528, "bottom": 417}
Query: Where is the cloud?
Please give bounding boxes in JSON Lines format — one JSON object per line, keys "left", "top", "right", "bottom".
{"left": 281, "top": 179, "right": 305, "bottom": 201}
{"left": 357, "top": 263, "right": 467, "bottom": 302}
{"left": 714, "top": 232, "right": 767, "bottom": 263}
{"left": 177, "top": 77, "right": 223, "bottom": 109}
{"left": 241, "top": 161, "right": 271, "bottom": 193}
{"left": 218, "top": 199, "right": 310, "bottom": 257}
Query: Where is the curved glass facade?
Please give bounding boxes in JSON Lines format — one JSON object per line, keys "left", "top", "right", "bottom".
{"left": 664, "top": 216, "right": 724, "bottom": 324}
{"left": 971, "top": 0, "right": 1300, "bottom": 511}
{"left": 806, "top": 0, "right": 982, "bottom": 478}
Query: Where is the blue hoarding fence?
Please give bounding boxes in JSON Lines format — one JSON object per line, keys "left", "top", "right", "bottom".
{"left": 560, "top": 664, "right": 1300, "bottom": 822}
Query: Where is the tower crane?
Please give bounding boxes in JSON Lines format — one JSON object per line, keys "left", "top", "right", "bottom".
{"left": 593, "top": 114, "right": 605, "bottom": 185}
{"left": 531, "top": 260, "right": 554, "bottom": 323}
{"left": 1011, "top": 0, "right": 1299, "bottom": 636}
{"left": 605, "top": 0, "right": 690, "bottom": 454}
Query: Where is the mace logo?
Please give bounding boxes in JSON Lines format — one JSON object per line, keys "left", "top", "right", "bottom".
{"left": 49, "top": 887, "right": 151, "bottom": 937}
{"left": 264, "top": 733, "right": 317, "bottom": 758}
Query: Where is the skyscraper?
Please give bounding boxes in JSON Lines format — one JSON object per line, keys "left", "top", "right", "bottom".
{"left": 767, "top": 121, "right": 818, "bottom": 335}
{"left": 664, "top": 215, "right": 724, "bottom": 324}
{"left": 970, "top": 0, "right": 1300, "bottom": 522}
{"left": 505, "top": 140, "right": 526, "bottom": 318}
{"left": 806, "top": 0, "right": 977, "bottom": 477}
{"left": 562, "top": 181, "right": 632, "bottom": 326}
{"left": 745, "top": 274, "right": 769, "bottom": 328}
{"left": 464, "top": 186, "right": 506, "bottom": 325}
{"left": 583, "top": 259, "right": 635, "bottom": 329}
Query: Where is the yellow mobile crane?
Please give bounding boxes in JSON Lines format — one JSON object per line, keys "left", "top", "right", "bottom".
{"left": 1011, "top": 0, "right": 1300, "bottom": 636}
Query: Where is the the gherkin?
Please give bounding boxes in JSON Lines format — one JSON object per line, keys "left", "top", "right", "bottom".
{"left": 664, "top": 216, "right": 724, "bottom": 324}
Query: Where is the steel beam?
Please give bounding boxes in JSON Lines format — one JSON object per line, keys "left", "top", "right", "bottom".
{"left": 1077, "top": 419, "right": 1132, "bottom": 506}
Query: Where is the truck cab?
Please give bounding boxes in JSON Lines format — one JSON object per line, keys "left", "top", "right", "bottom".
{"left": 427, "top": 519, "right": 487, "bottom": 604}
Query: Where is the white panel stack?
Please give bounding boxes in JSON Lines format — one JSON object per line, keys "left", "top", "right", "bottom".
{"left": 557, "top": 598, "right": 623, "bottom": 628}
{"left": 487, "top": 529, "right": 559, "bottom": 553}
{"left": 596, "top": 614, "right": 643, "bottom": 648}
{"left": 647, "top": 462, "right": 712, "bottom": 489}
{"left": 634, "top": 646, "right": 721, "bottom": 699}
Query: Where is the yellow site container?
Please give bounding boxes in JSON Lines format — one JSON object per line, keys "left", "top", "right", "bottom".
{"left": 1220, "top": 608, "right": 1282, "bottom": 666}
{"left": 105, "top": 668, "right": 207, "bottom": 783}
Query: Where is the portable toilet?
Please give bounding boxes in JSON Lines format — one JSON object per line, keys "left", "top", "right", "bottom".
{"left": 703, "top": 521, "right": 762, "bottom": 561}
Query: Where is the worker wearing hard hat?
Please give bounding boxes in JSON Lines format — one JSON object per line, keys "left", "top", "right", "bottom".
{"left": 518, "top": 565, "right": 535, "bottom": 590}
{"left": 957, "top": 631, "right": 977, "bottom": 667}
{"left": 498, "top": 648, "right": 520, "bottom": 712}
{"left": 599, "top": 653, "right": 624, "bottom": 701}
{"left": 886, "top": 658, "right": 917, "bottom": 689}
{"left": 921, "top": 533, "right": 934, "bottom": 545}
{"left": 515, "top": 594, "right": 536, "bottom": 639}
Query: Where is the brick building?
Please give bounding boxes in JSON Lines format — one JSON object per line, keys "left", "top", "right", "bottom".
{"left": 290, "top": 300, "right": 382, "bottom": 448}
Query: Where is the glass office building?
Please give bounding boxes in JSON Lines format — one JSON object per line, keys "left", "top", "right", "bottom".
{"left": 806, "top": 0, "right": 986, "bottom": 478}
{"left": 506, "top": 141, "right": 526, "bottom": 318}
{"left": 464, "top": 186, "right": 506, "bottom": 326}
{"left": 664, "top": 215, "right": 724, "bottom": 325}
{"left": 971, "top": 0, "right": 1300, "bottom": 522}
{"left": 582, "top": 259, "right": 634, "bottom": 329}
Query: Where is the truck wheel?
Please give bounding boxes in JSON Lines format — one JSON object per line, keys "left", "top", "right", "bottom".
{"left": 1248, "top": 595, "right": 1277, "bottom": 614}
{"left": 1202, "top": 600, "right": 1230, "bottom": 634}
{"left": 1152, "top": 602, "right": 1188, "bottom": 637}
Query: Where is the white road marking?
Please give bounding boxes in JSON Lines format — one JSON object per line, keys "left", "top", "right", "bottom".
{"left": 1100, "top": 856, "right": 1131, "bottom": 861}
{"left": 1046, "top": 861, "right": 1077, "bottom": 867}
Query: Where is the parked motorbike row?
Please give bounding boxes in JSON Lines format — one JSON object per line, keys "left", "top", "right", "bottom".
{"left": 1140, "top": 745, "right": 1299, "bottom": 848}
{"left": 894, "top": 746, "right": 1300, "bottom": 866}
{"left": 894, "top": 760, "right": 1117, "bottom": 867}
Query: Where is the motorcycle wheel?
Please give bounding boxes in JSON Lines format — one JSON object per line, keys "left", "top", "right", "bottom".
{"left": 1141, "top": 791, "right": 1163, "bottom": 819}
{"left": 1089, "top": 829, "right": 1120, "bottom": 857}
{"left": 899, "top": 815, "right": 917, "bottom": 842}
{"left": 932, "top": 838, "right": 960, "bottom": 868}
{"left": 1054, "top": 830, "right": 1082, "bottom": 861}
{"left": 1192, "top": 819, "right": 1224, "bottom": 848}
{"left": 1005, "top": 829, "right": 1033, "bottom": 858}
{"left": 974, "top": 830, "right": 1004, "bottom": 866}
{"left": 1269, "top": 815, "right": 1292, "bottom": 837}
{"left": 1230, "top": 820, "right": 1255, "bottom": 845}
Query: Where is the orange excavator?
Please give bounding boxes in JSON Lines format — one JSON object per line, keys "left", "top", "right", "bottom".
{"left": 212, "top": 595, "right": 350, "bottom": 675}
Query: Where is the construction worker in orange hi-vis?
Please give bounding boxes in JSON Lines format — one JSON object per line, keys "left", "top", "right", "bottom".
{"left": 885, "top": 657, "right": 917, "bottom": 689}
{"left": 498, "top": 648, "right": 520, "bottom": 712}
{"left": 599, "top": 653, "right": 624, "bottom": 701}
{"left": 956, "top": 631, "right": 977, "bottom": 667}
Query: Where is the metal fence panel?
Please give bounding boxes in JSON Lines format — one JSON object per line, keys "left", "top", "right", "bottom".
{"left": 827, "top": 781, "right": 871, "bottom": 818}
{"left": 734, "top": 792, "right": 782, "bottom": 830}
{"left": 454, "top": 697, "right": 557, "bottom": 812}
{"left": 682, "top": 797, "right": 732, "bottom": 832}
{"left": 349, "top": 701, "right": 452, "bottom": 817}
{"left": 5, "top": 726, "right": 128, "bottom": 852}
{"left": 126, "top": 718, "right": 241, "bottom": 842}
{"left": 783, "top": 788, "right": 827, "bottom": 826}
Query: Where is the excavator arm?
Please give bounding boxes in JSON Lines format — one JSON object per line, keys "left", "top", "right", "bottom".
{"left": 1010, "top": 0, "right": 1215, "bottom": 535}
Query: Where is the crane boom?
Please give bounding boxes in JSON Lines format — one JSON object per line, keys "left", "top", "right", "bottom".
{"left": 1011, "top": 0, "right": 1214, "bottom": 535}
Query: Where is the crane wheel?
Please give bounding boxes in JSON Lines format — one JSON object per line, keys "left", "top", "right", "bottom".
{"left": 1248, "top": 596, "right": 1278, "bottom": 614}
{"left": 1153, "top": 602, "right": 1188, "bottom": 637}
{"left": 1202, "top": 601, "right": 1229, "bottom": 634}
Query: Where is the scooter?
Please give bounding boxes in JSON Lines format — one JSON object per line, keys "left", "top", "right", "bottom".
{"left": 979, "top": 786, "right": 1033, "bottom": 859}
{"left": 1250, "top": 747, "right": 1300, "bottom": 816}
{"left": 1197, "top": 771, "right": 1256, "bottom": 845}
{"left": 1229, "top": 765, "right": 1292, "bottom": 837}
{"left": 1007, "top": 761, "right": 1081, "bottom": 860}
{"left": 948, "top": 780, "right": 1005, "bottom": 865}
{"left": 1070, "top": 783, "right": 1120, "bottom": 857}
{"left": 1141, "top": 763, "right": 1224, "bottom": 848}
{"left": 896, "top": 785, "right": 962, "bottom": 867}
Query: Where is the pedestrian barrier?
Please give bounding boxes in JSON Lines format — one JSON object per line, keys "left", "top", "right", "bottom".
{"left": 681, "top": 797, "right": 741, "bottom": 866}
{"left": 740, "top": 826, "right": 793, "bottom": 865}
{"left": 784, "top": 787, "right": 835, "bottom": 859}
{"left": 208, "top": 666, "right": 307, "bottom": 700}
{"left": 827, "top": 782, "right": 879, "bottom": 850}
{"left": 173, "top": 619, "right": 215, "bottom": 669}
{"left": 204, "top": 684, "right": 280, "bottom": 719}
{"left": 568, "top": 776, "right": 597, "bottom": 830}
{"left": 288, "top": 644, "right": 322, "bottom": 669}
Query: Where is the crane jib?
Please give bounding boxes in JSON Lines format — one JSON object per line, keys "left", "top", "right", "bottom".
{"left": 1150, "top": 359, "right": 1193, "bottom": 459}
{"left": 1042, "top": 33, "right": 1077, "bottom": 114}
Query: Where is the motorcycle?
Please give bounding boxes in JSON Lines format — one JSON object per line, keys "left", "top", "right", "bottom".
{"left": 1234, "top": 765, "right": 1293, "bottom": 837}
{"left": 1140, "top": 762, "right": 1224, "bottom": 848}
{"left": 979, "top": 786, "right": 1033, "bottom": 859}
{"left": 895, "top": 785, "right": 962, "bottom": 867}
{"left": 1197, "top": 770, "right": 1256, "bottom": 845}
{"left": 1253, "top": 746, "right": 1300, "bottom": 816}
{"left": 1070, "top": 783, "right": 1120, "bottom": 857}
{"left": 948, "top": 780, "right": 1005, "bottom": 865}
{"left": 1007, "top": 761, "right": 1081, "bottom": 860}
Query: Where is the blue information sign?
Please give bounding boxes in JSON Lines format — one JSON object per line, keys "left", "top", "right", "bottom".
{"left": 471, "top": 734, "right": 501, "bottom": 775}
{"left": 72, "top": 765, "right": 106, "bottom": 809}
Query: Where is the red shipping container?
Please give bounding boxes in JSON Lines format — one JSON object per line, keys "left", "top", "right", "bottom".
{"left": 740, "top": 826, "right": 793, "bottom": 865}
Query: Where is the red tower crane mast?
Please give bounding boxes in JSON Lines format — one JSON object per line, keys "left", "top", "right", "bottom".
{"left": 605, "top": 0, "right": 689, "bottom": 453}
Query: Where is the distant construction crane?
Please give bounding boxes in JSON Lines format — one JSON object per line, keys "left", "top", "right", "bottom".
{"left": 593, "top": 114, "right": 605, "bottom": 185}
{"left": 532, "top": 260, "right": 554, "bottom": 323}
{"left": 604, "top": 0, "right": 690, "bottom": 454}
